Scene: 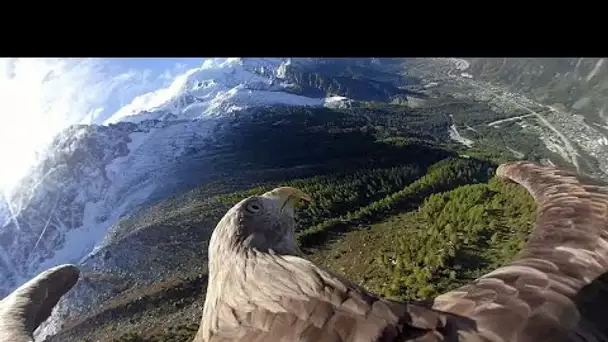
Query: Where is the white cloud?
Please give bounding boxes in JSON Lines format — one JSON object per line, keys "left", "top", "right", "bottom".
{"left": 0, "top": 58, "right": 194, "bottom": 198}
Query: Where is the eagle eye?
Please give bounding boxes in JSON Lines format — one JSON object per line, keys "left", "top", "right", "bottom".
{"left": 246, "top": 201, "right": 261, "bottom": 213}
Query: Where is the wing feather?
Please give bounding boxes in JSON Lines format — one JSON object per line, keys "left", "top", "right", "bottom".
{"left": 432, "top": 162, "right": 608, "bottom": 342}
{"left": 198, "top": 248, "right": 475, "bottom": 342}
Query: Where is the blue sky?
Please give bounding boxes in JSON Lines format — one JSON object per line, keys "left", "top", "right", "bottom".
{"left": 0, "top": 57, "right": 205, "bottom": 195}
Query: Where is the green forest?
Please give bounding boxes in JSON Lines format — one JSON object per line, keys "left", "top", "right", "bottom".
{"left": 56, "top": 102, "right": 548, "bottom": 342}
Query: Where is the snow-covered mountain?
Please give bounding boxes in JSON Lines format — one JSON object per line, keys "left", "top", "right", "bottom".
{"left": 0, "top": 57, "right": 355, "bottom": 299}
{"left": 104, "top": 58, "right": 350, "bottom": 124}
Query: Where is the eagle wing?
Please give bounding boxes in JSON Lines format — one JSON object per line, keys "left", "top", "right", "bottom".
{"left": 197, "top": 162, "right": 608, "bottom": 342}
{"left": 0, "top": 264, "right": 79, "bottom": 342}
{"left": 199, "top": 252, "right": 474, "bottom": 342}
{"left": 431, "top": 162, "right": 608, "bottom": 342}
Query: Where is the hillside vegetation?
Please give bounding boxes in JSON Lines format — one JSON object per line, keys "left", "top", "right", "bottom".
{"left": 48, "top": 102, "right": 546, "bottom": 342}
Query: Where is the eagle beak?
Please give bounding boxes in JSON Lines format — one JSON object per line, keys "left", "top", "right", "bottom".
{"left": 262, "top": 187, "right": 313, "bottom": 214}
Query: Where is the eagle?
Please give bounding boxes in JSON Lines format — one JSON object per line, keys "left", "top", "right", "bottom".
{"left": 193, "top": 161, "right": 608, "bottom": 342}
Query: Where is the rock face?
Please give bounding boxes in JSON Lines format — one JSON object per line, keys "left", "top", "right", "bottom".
{"left": 0, "top": 117, "right": 220, "bottom": 296}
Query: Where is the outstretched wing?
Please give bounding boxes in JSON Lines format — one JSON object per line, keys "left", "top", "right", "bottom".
{"left": 431, "top": 162, "right": 608, "bottom": 342}
{"left": 197, "top": 252, "right": 476, "bottom": 342}
{"left": 0, "top": 264, "right": 79, "bottom": 342}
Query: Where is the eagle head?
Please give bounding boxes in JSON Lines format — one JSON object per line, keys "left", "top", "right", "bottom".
{"left": 208, "top": 186, "right": 313, "bottom": 261}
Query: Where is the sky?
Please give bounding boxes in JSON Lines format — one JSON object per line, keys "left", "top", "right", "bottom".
{"left": 0, "top": 57, "right": 205, "bottom": 197}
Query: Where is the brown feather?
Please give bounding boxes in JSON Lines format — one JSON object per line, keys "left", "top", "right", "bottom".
{"left": 0, "top": 264, "right": 79, "bottom": 342}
